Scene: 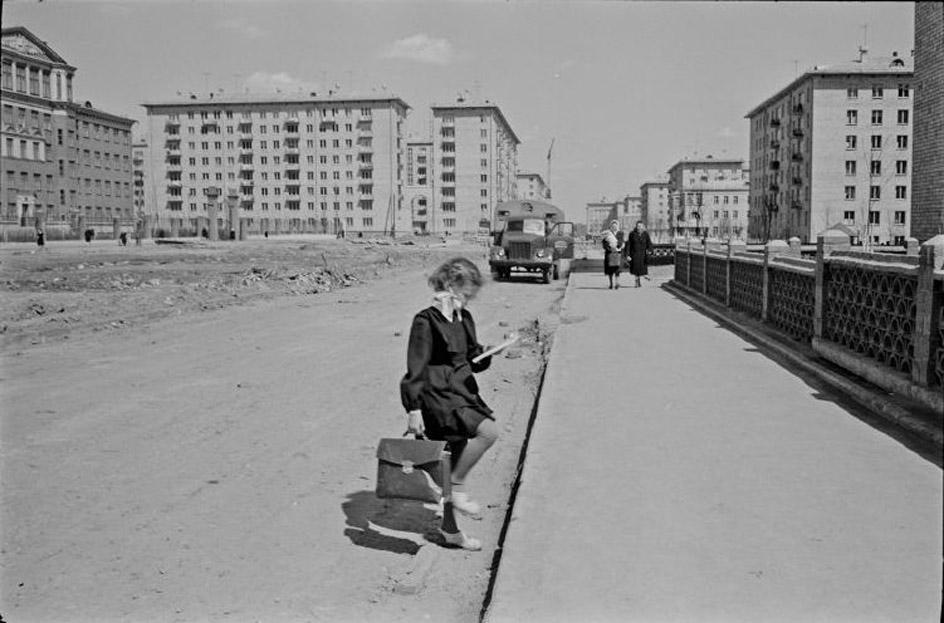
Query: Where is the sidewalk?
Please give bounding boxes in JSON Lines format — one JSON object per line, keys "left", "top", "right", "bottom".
{"left": 485, "top": 270, "right": 942, "bottom": 623}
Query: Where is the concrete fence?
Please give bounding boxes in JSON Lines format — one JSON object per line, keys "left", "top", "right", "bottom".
{"left": 672, "top": 231, "right": 944, "bottom": 414}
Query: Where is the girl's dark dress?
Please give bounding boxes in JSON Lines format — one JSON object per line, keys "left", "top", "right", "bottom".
{"left": 401, "top": 306, "right": 493, "bottom": 443}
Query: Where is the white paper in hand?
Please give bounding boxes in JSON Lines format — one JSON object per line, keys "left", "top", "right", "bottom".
{"left": 472, "top": 333, "right": 519, "bottom": 364}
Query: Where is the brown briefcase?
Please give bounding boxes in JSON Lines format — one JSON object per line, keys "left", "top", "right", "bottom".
{"left": 376, "top": 435, "right": 452, "bottom": 504}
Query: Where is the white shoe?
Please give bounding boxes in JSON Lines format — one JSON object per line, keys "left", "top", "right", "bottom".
{"left": 450, "top": 492, "right": 482, "bottom": 518}
{"left": 440, "top": 529, "right": 482, "bottom": 551}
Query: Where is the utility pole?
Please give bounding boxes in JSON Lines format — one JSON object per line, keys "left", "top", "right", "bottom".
{"left": 546, "top": 138, "right": 555, "bottom": 200}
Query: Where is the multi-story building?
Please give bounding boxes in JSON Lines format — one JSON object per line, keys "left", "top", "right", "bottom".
{"left": 431, "top": 100, "right": 519, "bottom": 233}
{"left": 746, "top": 52, "right": 914, "bottom": 244}
{"left": 1, "top": 26, "right": 134, "bottom": 231}
{"left": 142, "top": 94, "right": 410, "bottom": 236}
{"left": 516, "top": 172, "right": 550, "bottom": 201}
{"left": 620, "top": 195, "right": 642, "bottom": 231}
{"left": 667, "top": 157, "right": 750, "bottom": 239}
{"left": 586, "top": 200, "right": 619, "bottom": 237}
{"left": 912, "top": 3, "right": 944, "bottom": 242}
{"left": 404, "top": 138, "right": 432, "bottom": 234}
{"left": 132, "top": 139, "right": 147, "bottom": 218}
{"left": 639, "top": 181, "right": 671, "bottom": 241}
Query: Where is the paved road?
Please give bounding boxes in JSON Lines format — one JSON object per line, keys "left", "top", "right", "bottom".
{"left": 486, "top": 269, "right": 942, "bottom": 623}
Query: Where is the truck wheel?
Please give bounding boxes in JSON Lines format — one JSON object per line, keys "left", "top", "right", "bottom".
{"left": 542, "top": 269, "right": 551, "bottom": 284}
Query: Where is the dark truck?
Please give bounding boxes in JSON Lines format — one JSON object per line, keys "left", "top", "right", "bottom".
{"left": 488, "top": 199, "right": 575, "bottom": 283}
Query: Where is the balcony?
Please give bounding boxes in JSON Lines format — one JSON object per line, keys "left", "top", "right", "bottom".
{"left": 284, "top": 147, "right": 299, "bottom": 156}
{"left": 167, "top": 160, "right": 182, "bottom": 170}
{"left": 769, "top": 183, "right": 780, "bottom": 192}
{"left": 284, "top": 116, "right": 299, "bottom": 125}
{"left": 792, "top": 128, "right": 804, "bottom": 137}
{"left": 769, "top": 160, "right": 781, "bottom": 170}
{"left": 239, "top": 163, "right": 255, "bottom": 171}
{"left": 791, "top": 153, "right": 804, "bottom": 162}
{"left": 769, "top": 139, "right": 780, "bottom": 150}
{"left": 792, "top": 176, "right": 803, "bottom": 186}
{"left": 769, "top": 118, "right": 781, "bottom": 127}
{"left": 239, "top": 147, "right": 253, "bottom": 156}
{"left": 791, "top": 200, "right": 803, "bottom": 209}
{"left": 792, "top": 103, "right": 804, "bottom": 115}
{"left": 284, "top": 124, "right": 300, "bottom": 135}
{"left": 165, "top": 148, "right": 181, "bottom": 158}
{"left": 166, "top": 179, "right": 182, "bottom": 187}
{"left": 201, "top": 122, "right": 219, "bottom": 133}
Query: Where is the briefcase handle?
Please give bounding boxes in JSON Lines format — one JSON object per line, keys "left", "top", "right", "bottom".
{"left": 403, "top": 430, "right": 428, "bottom": 440}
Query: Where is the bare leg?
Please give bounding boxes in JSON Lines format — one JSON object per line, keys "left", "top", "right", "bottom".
{"left": 451, "top": 418, "right": 499, "bottom": 488}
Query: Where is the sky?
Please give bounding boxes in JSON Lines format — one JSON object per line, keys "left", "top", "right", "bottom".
{"left": 6, "top": 0, "right": 915, "bottom": 217}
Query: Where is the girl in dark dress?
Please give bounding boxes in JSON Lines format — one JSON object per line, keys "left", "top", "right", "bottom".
{"left": 400, "top": 257, "right": 509, "bottom": 550}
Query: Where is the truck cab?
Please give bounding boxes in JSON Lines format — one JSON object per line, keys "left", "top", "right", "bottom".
{"left": 489, "top": 201, "right": 574, "bottom": 283}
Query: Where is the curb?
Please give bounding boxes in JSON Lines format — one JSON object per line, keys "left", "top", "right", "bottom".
{"left": 664, "top": 281, "right": 943, "bottom": 449}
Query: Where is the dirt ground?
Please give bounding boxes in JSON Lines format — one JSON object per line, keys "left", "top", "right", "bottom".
{"left": 0, "top": 236, "right": 565, "bottom": 622}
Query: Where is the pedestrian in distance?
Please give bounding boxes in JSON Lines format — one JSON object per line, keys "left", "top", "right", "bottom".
{"left": 602, "top": 219, "right": 623, "bottom": 289}
{"left": 627, "top": 220, "right": 653, "bottom": 287}
{"left": 84, "top": 228, "right": 94, "bottom": 245}
{"left": 35, "top": 228, "right": 45, "bottom": 251}
{"left": 119, "top": 232, "right": 128, "bottom": 246}
{"left": 400, "top": 257, "right": 512, "bottom": 550}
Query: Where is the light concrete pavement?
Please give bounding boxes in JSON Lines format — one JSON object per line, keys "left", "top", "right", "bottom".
{"left": 486, "top": 269, "right": 942, "bottom": 623}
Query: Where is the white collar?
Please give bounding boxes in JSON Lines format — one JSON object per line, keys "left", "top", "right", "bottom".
{"left": 432, "top": 291, "right": 461, "bottom": 322}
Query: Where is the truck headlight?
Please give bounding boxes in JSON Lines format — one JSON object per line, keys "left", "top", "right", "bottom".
{"left": 493, "top": 248, "right": 505, "bottom": 257}
{"left": 535, "top": 249, "right": 546, "bottom": 258}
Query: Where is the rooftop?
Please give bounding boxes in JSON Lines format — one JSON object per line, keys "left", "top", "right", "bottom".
{"left": 431, "top": 99, "right": 520, "bottom": 145}
{"left": 746, "top": 51, "right": 914, "bottom": 118}
{"left": 142, "top": 91, "right": 410, "bottom": 111}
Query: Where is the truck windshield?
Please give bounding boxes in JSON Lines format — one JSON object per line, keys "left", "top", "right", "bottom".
{"left": 506, "top": 219, "right": 546, "bottom": 235}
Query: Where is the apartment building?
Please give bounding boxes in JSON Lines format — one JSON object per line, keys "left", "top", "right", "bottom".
{"left": 404, "top": 138, "right": 432, "bottom": 233}
{"left": 912, "top": 3, "right": 944, "bottom": 242}
{"left": 620, "top": 195, "right": 642, "bottom": 231}
{"left": 516, "top": 172, "right": 550, "bottom": 201}
{"left": 667, "top": 157, "right": 750, "bottom": 239}
{"left": 132, "top": 139, "right": 147, "bottom": 217}
{"left": 586, "top": 200, "right": 619, "bottom": 236}
{"left": 639, "top": 181, "right": 671, "bottom": 241}
{"left": 142, "top": 94, "right": 409, "bottom": 236}
{"left": 1, "top": 26, "right": 134, "bottom": 230}
{"left": 431, "top": 100, "right": 519, "bottom": 233}
{"left": 746, "top": 52, "right": 914, "bottom": 244}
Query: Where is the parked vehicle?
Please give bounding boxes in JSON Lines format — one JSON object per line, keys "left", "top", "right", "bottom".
{"left": 489, "top": 200, "right": 574, "bottom": 283}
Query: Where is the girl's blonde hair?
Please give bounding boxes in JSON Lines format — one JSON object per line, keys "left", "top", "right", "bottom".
{"left": 428, "top": 257, "right": 483, "bottom": 292}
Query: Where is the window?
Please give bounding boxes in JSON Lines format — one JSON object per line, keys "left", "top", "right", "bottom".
{"left": 897, "top": 135, "right": 908, "bottom": 149}
{"left": 898, "top": 84, "right": 910, "bottom": 98}
{"left": 894, "top": 211, "right": 906, "bottom": 225}
{"left": 868, "top": 210, "right": 880, "bottom": 224}
{"left": 871, "top": 110, "right": 883, "bottom": 125}
{"left": 846, "top": 135, "right": 857, "bottom": 150}
{"left": 896, "top": 160, "right": 907, "bottom": 175}
{"left": 870, "top": 185, "right": 881, "bottom": 200}
{"left": 480, "top": 174, "right": 487, "bottom": 183}
{"left": 870, "top": 161, "right": 881, "bottom": 176}
{"left": 845, "top": 186, "right": 856, "bottom": 200}
{"left": 847, "top": 87, "right": 858, "bottom": 98}
{"left": 871, "top": 86, "right": 883, "bottom": 99}
{"left": 871, "top": 135, "right": 882, "bottom": 150}
{"left": 897, "top": 110, "right": 909, "bottom": 125}
{"left": 846, "top": 110, "right": 858, "bottom": 125}
{"left": 480, "top": 189, "right": 487, "bottom": 197}
{"left": 843, "top": 210, "right": 855, "bottom": 222}
{"left": 480, "top": 144, "right": 488, "bottom": 153}
{"left": 845, "top": 161, "right": 856, "bottom": 176}
{"left": 895, "top": 186, "right": 907, "bottom": 199}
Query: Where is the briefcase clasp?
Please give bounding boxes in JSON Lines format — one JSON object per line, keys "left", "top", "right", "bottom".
{"left": 401, "top": 460, "right": 414, "bottom": 474}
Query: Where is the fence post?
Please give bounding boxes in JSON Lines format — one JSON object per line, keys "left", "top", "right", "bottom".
{"left": 788, "top": 236, "right": 802, "bottom": 257}
{"left": 702, "top": 240, "right": 709, "bottom": 295}
{"left": 686, "top": 238, "right": 693, "bottom": 287}
{"left": 727, "top": 236, "right": 746, "bottom": 307}
{"left": 905, "top": 237, "right": 920, "bottom": 256}
{"left": 813, "top": 229, "right": 852, "bottom": 339}
{"left": 762, "top": 240, "right": 789, "bottom": 321}
{"left": 912, "top": 235, "right": 944, "bottom": 387}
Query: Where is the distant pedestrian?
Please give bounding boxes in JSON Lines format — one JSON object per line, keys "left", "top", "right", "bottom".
{"left": 119, "top": 232, "right": 128, "bottom": 246}
{"left": 627, "top": 220, "right": 653, "bottom": 287}
{"left": 201, "top": 227, "right": 209, "bottom": 239}
{"left": 264, "top": 230, "right": 269, "bottom": 239}
{"left": 602, "top": 219, "right": 623, "bottom": 289}
{"left": 84, "top": 229, "right": 94, "bottom": 244}
{"left": 401, "top": 257, "right": 513, "bottom": 550}
{"left": 36, "top": 228, "right": 45, "bottom": 249}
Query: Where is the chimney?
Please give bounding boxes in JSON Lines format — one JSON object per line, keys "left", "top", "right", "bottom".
{"left": 857, "top": 46, "right": 868, "bottom": 63}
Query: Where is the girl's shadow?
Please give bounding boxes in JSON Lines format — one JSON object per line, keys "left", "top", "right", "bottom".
{"left": 342, "top": 490, "right": 441, "bottom": 555}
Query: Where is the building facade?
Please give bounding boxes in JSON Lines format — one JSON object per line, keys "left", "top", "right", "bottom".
{"left": 142, "top": 94, "right": 409, "bottom": 236}
{"left": 639, "top": 181, "right": 671, "bottom": 241}
{"left": 586, "top": 200, "right": 619, "bottom": 237}
{"left": 403, "top": 138, "right": 432, "bottom": 233}
{"left": 431, "top": 101, "right": 519, "bottom": 233}
{"left": 620, "top": 195, "right": 642, "bottom": 230}
{"left": 912, "top": 2, "right": 944, "bottom": 242}
{"left": 132, "top": 139, "right": 147, "bottom": 218}
{"left": 1, "top": 26, "right": 134, "bottom": 231}
{"left": 516, "top": 172, "right": 550, "bottom": 201}
{"left": 667, "top": 158, "right": 750, "bottom": 239}
{"left": 746, "top": 53, "right": 914, "bottom": 244}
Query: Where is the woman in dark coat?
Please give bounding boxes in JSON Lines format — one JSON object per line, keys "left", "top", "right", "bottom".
{"left": 401, "top": 257, "right": 511, "bottom": 550}
{"left": 627, "top": 220, "right": 653, "bottom": 287}
{"left": 602, "top": 220, "right": 623, "bottom": 289}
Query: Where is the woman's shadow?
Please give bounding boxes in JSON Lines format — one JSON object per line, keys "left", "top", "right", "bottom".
{"left": 342, "top": 490, "right": 442, "bottom": 555}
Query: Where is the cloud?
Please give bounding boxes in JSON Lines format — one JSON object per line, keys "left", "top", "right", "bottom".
{"left": 244, "top": 71, "right": 319, "bottom": 94}
{"left": 381, "top": 34, "right": 457, "bottom": 65}
{"left": 219, "top": 17, "right": 266, "bottom": 40}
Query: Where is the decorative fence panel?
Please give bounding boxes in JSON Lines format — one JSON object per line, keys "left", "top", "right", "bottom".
{"left": 674, "top": 251, "right": 689, "bottom": 285}
{"left": 823, "top": 263, "right": 917, "bottom": 374}
{"left": 931, "top": 278, "right": 943, "bottom": 389}
{"left": 729, "top": 260, "right": 764, "bottom": 317}
{"left": 706, "top": 255, "right": 728, "bottom": 304}
{"left": 768, "top": 265, "right": 815, "bottom": 341}
{"left": 690, "top": 251, "right": 705, "bottom": 292}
